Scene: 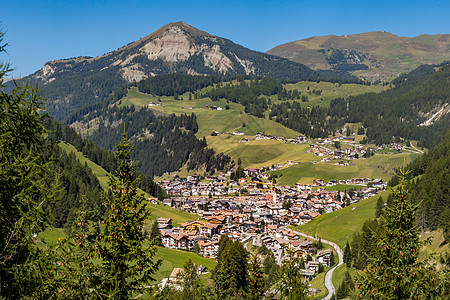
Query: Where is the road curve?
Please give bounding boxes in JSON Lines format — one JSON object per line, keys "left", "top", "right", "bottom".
{"left": 291, "top": 230, "right": 344, "bottom": 300}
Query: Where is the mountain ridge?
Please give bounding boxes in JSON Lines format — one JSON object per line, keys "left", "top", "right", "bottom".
{"left": 268, "top": 31, "right": 450, "bottom": 80}
{"left": 26, "top": 21, "right": 358, "bottom": 120}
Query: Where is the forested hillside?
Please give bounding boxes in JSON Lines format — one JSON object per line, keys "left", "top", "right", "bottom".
{"left": 387, "top": 132, "right": 450, "bottom": 242}
{"left": 45, "top": 118, "right": 166, "bottom": 200}
{"left": 271, "top": 63, "right": 450, "bottom": 147}
{"left": 68, "top": 104, "right": 233, "bottom": 176}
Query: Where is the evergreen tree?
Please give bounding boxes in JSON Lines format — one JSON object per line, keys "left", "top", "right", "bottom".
{"left": 214, "top": 240, "right": 249, "bottom": 299}
{"left": 150, "top": 221, "right": 163, "bottom": 246}
{"left": 343, "top": 241, "right": 352, "bottom": 267}
{"left": 271, "top": 254, "right": 306, "bottom": 299}
{"left": 356, "top": 168, "right": 448, "bottom": 299}
{"left": 0, "top": 36, "right": 58, "bottom": 298}
{"left": 375, "top": 196, "right": 384, "bottom": 218}
{"left": 56, "top": 197, "right": 100, "bottom": 298}
{"left": 177, "top": 258, "right": 204, "bottom": 300}
{"left": 329, "top": 251, "right": 335, "bottom": 266}
{"left": 336, "top": 271, "right": 354, "bottom": 299}
{"left": 92, "top": 133, "right": 162, "bottom": 299}
{"left": 246, "top": 256, "right": 265, "bottom": 300}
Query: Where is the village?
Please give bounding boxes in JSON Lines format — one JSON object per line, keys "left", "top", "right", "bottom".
{"left": 154, "top": 136, "right": 387, "bottom": 284}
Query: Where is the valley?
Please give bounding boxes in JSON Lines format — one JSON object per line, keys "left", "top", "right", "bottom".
{"left": 2, "top": 17, "right": 449, "bottom": 300}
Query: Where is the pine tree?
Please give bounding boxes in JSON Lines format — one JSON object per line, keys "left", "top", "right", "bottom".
{"left": 92, "top": 133, "right": 161, "bottom": 299}
{"left": 356, "top": 168, "right": 448, "bottom": 299}
{"left": 336, "top": 271, "right": 354, "bottom": 299}
{"left": 150, "top": 220, "right": 162, "bottom": 246}
{"left": 177, "top": 258, "right": 204, "bottom": 300}
{"left": 375, "top": 196, "right": 384, "bottom": 218}
{"left": 343, "top": 241, "right": 352, "bottom": 267}
{"left": 214, "top": 240, "right": 248, "bottom": 299}
{"left": 246, "top": 256, "right": 265, "bottom": 300}
{"left": 271, "top": 254, "right": 306, "bottom": 300}
{"left": 0, "top": 34, "right": 59, "bottom": 298}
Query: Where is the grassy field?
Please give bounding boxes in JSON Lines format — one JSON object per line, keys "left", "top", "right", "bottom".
{"left": 208, "top": 137, "right": 314, "bottom": 168}
{"left": 279, "top": 81, "right": 388, "bottom": 108}
{"left": 272, "top": 152, "right": 419, "bottom": 186}
{"left": 419, "top": 230, "right": 450, "bottom": 264}
{"left": 120, "top": 87, "right": 300, "bottom": 139}
{"left": 290, "top": 191, "right": 387, "bottom": 248}
{"left": 58, "top": 141, "right": 197, "bottom": 226}
{"left": 153, "top": 246, "right": 217, "bottom": 282}
{"left": 307, "top": 271, "right": 327, "bottom": 299}
{"left": 314, "top": 184, "right": 365, "bottom": 192}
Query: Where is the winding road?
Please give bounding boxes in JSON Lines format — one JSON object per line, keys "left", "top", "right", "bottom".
{"left": 292, "top": 230, "right": 344, "bottom": 300}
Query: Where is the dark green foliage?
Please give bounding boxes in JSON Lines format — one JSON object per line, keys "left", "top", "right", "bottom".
{"left": 329, "top": 251, "right": 335, "bottom": 266}
{"left": 246, "top": 256, "right": 266, "bottom": 300}
{"left": 388, "top": 132, "right": 450, "bottom": 239}
{"left": 176, "top": 258, "right": 205, "bottom": 300}
{"left": 48, "top": 144, "right": 103, "bottom": 229}
{"left": 269, "top": 101, "right": 343, "bottom": 138}
{"left": 330, "top": 63, "right": 450, "bottom": 148}
{"left": 336, "top": 271, "right": 354, "bottom": 299}
{"left": 150, "top": 221, "right": 163, "bottom": 246}
{"left": 0, "top": 44, "right": 58, "bottom": 298}
{"left": 45, "top": 118, "right": 166, "bottom": 199}
{"left": 270, "top": 63, "right": 449, "bottom": 145}
{"left": 375, "top": 196, "right": 384, "bottom": 218}
{"left": 351, "top": 218, "right": 380, "bottom": 270}
{"left": 313, "top": 238, "right": 324, "bottom": 249}
{"left": 263, "top": 254, "right": 280, "bottom": 288}
{"left": 214, "top": 239, "right": 249, "bottom": 299}
{"left": 271, "top": 255, "right": 306, "bottom": 300}
{"left": 356, "top": 170, "right": 449, "bottom": 299}
{"left": 206, "top": 77, "right": 281, "bottom": 118}
{"left": 81, "top": 106, "right": 232, "bottom": 177}
{"left": 391, "top": 64, "right": 436, "bottom": 86}
{"left": 92, "top": 133, "right": 161, "bottom": 299}
{"left": 56, "top": 197, "right": 101, "bottom": 299}
{"left": 343, "top": 241, "right": 352, "bottom": 267}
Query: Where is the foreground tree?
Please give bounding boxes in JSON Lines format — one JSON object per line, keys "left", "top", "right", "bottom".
{"left": 356, "top": 168, "right": 449, "bottom": 299}
{"left": 0, "top": 33, "right": 58, "bottom": 299}
{"left": 91, "top": 133, "right": 161, "bottom": 299}
{"left": 246, "top": 255, "right": 265, "bottom": 300}
{"left": 271, "top": 254, "right": 307, "bottom": 300}
{"left": 214, "top": 239, "right": 249, "bottom": 299}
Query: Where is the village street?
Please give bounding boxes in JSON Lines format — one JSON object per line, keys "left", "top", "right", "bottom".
{"left": 292, "top": 230, "right": 344, "bottom": 300}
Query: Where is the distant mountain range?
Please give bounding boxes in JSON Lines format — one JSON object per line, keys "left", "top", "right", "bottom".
{"left": 24, "top": 22, "right": 359, "bottom": 120}
{"left": 268, "top": 31, "right": 450, "bottom": 81}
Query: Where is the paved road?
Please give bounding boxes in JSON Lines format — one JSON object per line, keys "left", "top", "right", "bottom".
{"left": 291, "top": 230, "right": 344, "bottom": 300}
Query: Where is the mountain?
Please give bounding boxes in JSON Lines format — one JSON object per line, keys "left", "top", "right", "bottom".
{"left": 268, "top": 31, "right": 450, "bottom": 81}
{"left": 22, "top": 22, "right": 356, "bottom": 121}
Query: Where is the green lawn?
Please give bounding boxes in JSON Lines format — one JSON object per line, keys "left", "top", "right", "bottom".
{"left": 272, "top": 152, "right": 418, "bottom": 186}
{"left": 307, "top": 271, "right": 327, "bottom": 299}
{"left": 153, "top": 247, "right": 217, "bottom": 282}
{"left": 290, "top": 191, "right": 387, "bottom": 248}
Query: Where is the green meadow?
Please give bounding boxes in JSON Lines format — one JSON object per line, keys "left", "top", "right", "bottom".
{"left": 271, "top": 152, "right": 419, "bottom": 186}
{"left": 290, "top": 191, "right": 386, "bottom": 248}
{"left": 153, "top": 247, "right": 217, "bottom": 282}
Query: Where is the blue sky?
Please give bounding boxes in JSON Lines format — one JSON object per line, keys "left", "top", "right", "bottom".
{"left": 1, "top": 0, "right": 449, "bottom": 77}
